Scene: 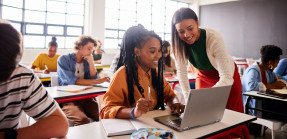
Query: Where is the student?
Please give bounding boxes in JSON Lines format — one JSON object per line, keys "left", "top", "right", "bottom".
{"left": 171, "top": 8, "right": 247, "bottom": 138}
{"left": 100, "top": 25, "right": 184, "bottom": 119}
{"left": 274, "top": 58, "right": 287, "bottom": 82}
{"left": 92, "top": 39, "right": 105, "bottom": 64}
{"left": 242, "top": 45, "right": 285, "bottom": 115}
{"left": 0, "top": 20, "right": 68, "bottom": 138}
{"left": 162, "top": 40, "right": 177, "bottom": 76}
{"left": 31, "top": 37, "right": 60, "bottom": 74}
{"left": 57, "top": 35, "right": 109, "bottom": 126}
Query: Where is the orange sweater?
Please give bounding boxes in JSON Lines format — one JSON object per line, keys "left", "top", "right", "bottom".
{"left": 100, "top": 64, "right": 176, "bottom": 119}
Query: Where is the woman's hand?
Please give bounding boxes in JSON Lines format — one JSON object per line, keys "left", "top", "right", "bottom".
{"left": 133, "top": 98, "right": 153, "bottom": 118}
{"left": 170, "top": 103, "right": 185, "bottom": 115}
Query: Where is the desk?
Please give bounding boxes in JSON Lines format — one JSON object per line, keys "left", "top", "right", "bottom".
{"left": 243, "top": 91, "right": 287, "bottom": 121}
{"left": 64, "top": 109, "right": 256, "bottom": 139}
{"left": 35, "top": 72, "right": 57, "bottom": 82}
{"left": 46, "top": 86, "right": 107, "bottom": 103}
{"left": 94, "top": 64, "right": 111, "bottom": 70}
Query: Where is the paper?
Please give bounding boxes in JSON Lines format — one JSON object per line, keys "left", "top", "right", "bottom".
{"left": 271, "top": 89, "right": 287, "bottom": 94}
{"left": 93, "top": 82, "right": 110, "bottom": 88}
{"left": 101, "top": 119, "right": 136, "bottom": 137}
{"left": 57, "top": 85, "right": 93, "bottom": 93}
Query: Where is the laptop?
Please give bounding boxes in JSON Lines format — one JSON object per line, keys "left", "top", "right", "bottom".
{"left": 95, "top": 53, "right": 116, "bottom": 66}
{"left": 154, "top": 85, "right": 232, "bottom": 131}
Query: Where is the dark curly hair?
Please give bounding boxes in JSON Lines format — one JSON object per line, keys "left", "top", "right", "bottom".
{"left": 260, "top": 45, "right": 282, "bottom": 63}
{"left": 116, "top": 24, "right": 165, "bottom": 110}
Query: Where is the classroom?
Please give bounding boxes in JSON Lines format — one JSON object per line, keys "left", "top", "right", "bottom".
{"left": 0, "top": 0, "right": 287, "bottom": 138}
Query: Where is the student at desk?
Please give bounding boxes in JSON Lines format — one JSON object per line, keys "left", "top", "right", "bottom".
{"left": 57, "top": 35, "right": 110, "bottom": 126}
{"left": 162, "top": 40, "right": 177, "bottom": 76}
{"left": 0, "top": 20, "right": 68, "bottom": 138}
{"left": 100, "top": 25, "right": 184, "bottom": 119}
{"left": 274, "top": 58, "right": 287, "bottom": 82}
{"left": 92, "top": 39, "right": 105, "bottom": 64}
{"left": 31, "top": 36, "right": 60, "bottom": 74}
{"left": 242, "top": 45, "right": 286, "bottom": 121}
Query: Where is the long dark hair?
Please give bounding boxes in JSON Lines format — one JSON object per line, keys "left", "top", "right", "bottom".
{"left": 163, "top": 40, "right": 171, "bottom": 67}
{"left": 116, "top": 24, "right": 165, "bottom": 110}
{"left": 171, "top": 7, "right": 198, "bottom": 62}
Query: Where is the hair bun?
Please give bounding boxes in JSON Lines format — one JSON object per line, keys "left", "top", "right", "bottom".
{"left": 52, "top": 36, "right": 57, "bottom": 42}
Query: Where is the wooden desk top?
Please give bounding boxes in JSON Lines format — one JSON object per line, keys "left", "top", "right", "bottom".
{"left": 63, "top": 109, "right": 256, "bottom": 139}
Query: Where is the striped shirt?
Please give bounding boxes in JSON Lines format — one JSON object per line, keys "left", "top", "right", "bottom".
{"left": 0, "top": 64, "right": 58, "bottom": 131}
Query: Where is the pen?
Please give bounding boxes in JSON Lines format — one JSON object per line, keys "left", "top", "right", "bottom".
{"left": 45, "top": 65, "right": 48, "bottom": 70}
{"left": 148, "top": 85, "right": 150, "bottom": 100}
{"left": 275, "top": 74, "right": 278, "bottom": 80}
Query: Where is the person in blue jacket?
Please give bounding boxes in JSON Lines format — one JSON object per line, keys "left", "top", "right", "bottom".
{"left": 242, "top": 45, "right": 285, "bottom": 119}
{"left": 274, "top": 58, "right": 287, "bottom": 82}
{"left": 57, "top": 35, "right": 109, "bottom": 126}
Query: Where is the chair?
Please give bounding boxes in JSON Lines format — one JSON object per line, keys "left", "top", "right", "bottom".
{"left": 252, "top": 118, "right": 284, "bottom": 139}
{"left": 51, "top": 75, "right": 59, "bottom": 87}
{"left": 96, "top": 95, "right": 104, "bottom": 120}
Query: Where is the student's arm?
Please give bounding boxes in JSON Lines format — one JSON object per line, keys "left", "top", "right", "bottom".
{"left": 75, "top": 77, "right": 109, "bottom": 85}
{"left": 5, "top": 109, "right": 68, "bottom": 139}
{"left": 163, "top": 77, "right": 185, "bottom": 115}
{"left": 274, "top": 59, "right": 287, "bottom": 81}
{"left": 242, "top": 68, "right": 265, "bottom": 92}
{"left": 83, "top": 54, "right": 97, "bottom": 77}
{"left": 31, "top": 53, "right": 41, "bottom": 70}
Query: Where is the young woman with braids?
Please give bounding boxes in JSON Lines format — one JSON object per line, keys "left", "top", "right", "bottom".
{"left": 100, "top": 25, "right": 184, "bottom": 119}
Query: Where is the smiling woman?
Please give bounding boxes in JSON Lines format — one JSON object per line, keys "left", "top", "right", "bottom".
{"left": 100, "top": 25, "right": 185, "bottom": 119}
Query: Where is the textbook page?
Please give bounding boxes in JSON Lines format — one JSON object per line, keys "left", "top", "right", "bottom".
{"left": 56, "top": 85, "right": 93, "bottom": 93}
{"left": 101, "top": 119, "right": 136, "bottom": 137}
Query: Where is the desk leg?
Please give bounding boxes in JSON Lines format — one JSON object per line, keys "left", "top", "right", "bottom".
{"left": 245, "top": 96, "right": 252, "bottom": 114}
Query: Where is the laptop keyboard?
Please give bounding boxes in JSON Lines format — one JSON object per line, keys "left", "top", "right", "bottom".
{"left": 168, "top": 118, "right": 182, "bottom": 126}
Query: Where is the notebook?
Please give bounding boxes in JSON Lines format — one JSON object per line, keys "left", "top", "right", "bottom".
{"left": 57, "top": 85, "right": 93, "bottom": 93}
{"left": 154, "top": 85, "right": 232, "bottom": 131}
{"left": 101, "top": 119, "right": 152, "bottom": 137}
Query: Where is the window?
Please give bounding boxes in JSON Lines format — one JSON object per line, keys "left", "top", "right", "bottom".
{"left": 0, "top": 0, "right": 85, "bottom": 48}
{"left": 104, "top": 0, "right": 189, "bottom": 49}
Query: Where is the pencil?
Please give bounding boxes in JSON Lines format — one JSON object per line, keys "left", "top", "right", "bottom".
{"left": 275, "top": 74, "right": 278, "bottom": 80}
{"left": 148, "top": 85, "right": 150, "bottom": 100}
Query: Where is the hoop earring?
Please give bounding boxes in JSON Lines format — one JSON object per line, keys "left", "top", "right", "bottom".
{"left": 268, "top": 65, "right": 273, "bottom": 70}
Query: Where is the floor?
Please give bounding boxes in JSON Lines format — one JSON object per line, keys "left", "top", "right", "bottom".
{"left": 250, "top": 125, "right": 287, "bottom": 139}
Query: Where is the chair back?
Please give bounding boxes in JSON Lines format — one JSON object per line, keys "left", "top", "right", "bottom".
{"left": 51, "top": 75, "right": 59, "bottom": 87}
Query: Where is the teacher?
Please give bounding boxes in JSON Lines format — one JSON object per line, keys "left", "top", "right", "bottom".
{"left": 171, "top": 7, "right": 247, "bottom": 138}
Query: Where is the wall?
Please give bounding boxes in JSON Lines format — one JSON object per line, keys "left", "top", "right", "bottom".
{"left": 199, "top": 0, "right": 287, "bottom": 59}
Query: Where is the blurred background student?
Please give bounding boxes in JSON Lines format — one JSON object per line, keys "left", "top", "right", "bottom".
{"left": 92, "top": 39, "right": 105, "bottom": 64}
{"left": 163, "top": 40, "right": 177, "bottom": 76}
{"left": 31, "top": 37, "right": 60, "bottom": 74}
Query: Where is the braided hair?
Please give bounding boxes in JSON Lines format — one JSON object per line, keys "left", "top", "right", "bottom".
{"left": 116, "top": 25, "right": 165, "bottom": 110}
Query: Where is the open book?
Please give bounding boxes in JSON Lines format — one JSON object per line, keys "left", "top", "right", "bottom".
{"left": 57, "top": 85, "right": 93, "bottom": 93}
{"left": 101, "top": 119, "right": 153, "bottom": 137}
